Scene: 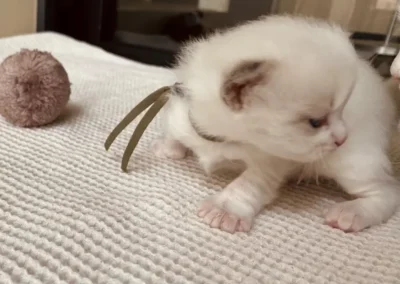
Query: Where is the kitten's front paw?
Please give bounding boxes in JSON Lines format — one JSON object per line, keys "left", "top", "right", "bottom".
{"left": 197, "top": 195, "right": 255, "bottom": 233}
{"left": 325, "top": 199, "right": 378, "bottom": 232}
{"left": 151, "top": 139, "right": 187, "bottom": 160}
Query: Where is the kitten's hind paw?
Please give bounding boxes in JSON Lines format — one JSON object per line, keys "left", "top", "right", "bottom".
{"left": 197, "top": 196, "right": 254, "bottom": 233}
{"left": 151, "top": 139, "right": 188, "bottom": 160}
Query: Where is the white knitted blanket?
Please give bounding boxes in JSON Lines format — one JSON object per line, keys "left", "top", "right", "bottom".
{"left": 0, "top": 32, "right": 399, "bottom": 284}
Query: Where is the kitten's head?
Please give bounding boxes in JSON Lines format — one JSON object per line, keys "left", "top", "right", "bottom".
{"left": 226, "top": 60, "right": 355, "bottom": 162}
{"left": 176, "top": 16, "right": 358, "bottom": 163}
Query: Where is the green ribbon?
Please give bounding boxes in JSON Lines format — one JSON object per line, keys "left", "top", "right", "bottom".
{"left": 105, "top": 86, "right": 172, "bottom": 172}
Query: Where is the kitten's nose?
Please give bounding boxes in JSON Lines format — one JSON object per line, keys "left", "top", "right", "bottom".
{"left": 334, "top": 136, "right": 347, "bottom": 147}
{"left": 330, "top": 119, "right": 347, "bottom": 147}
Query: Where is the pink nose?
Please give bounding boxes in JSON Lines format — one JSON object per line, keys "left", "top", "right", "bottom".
{"left": 335, "top": 137, "right": 347, "bottom": 147}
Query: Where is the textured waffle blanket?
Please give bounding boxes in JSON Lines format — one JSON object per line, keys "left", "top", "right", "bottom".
{"left": 0, "top": 32, "right": 399, "bottom": 284}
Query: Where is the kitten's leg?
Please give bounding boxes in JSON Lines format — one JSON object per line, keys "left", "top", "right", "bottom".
{"left": 198, "top": 165, "right": 286, "bottom": 233}
{"left": 151, "top": 97, "right": 189, "bottom": 159}
{"left": 325, "top": 153, "right": 400, "bottom": 232}
{"left": 152, "top": 137, "right": 188, "bottom": 159}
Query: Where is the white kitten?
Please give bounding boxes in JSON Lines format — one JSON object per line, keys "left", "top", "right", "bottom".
{"left": 152, "top": 16, "right": 400, "bottom": 233}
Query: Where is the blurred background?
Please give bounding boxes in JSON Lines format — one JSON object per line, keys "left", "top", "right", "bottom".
{"left": 1, "top": 0, "right": 399, "bottom": 75}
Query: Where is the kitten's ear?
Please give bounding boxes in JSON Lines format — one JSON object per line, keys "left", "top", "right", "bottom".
{"left": 222, "top": 60, "right": 275, "bottom": 111}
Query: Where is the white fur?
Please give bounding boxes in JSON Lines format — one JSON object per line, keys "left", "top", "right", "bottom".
{"left": 153, "top": 16, "right": 400, "bottom": 233}
{"left": 391, "top": 50, "right": 400, "bottom": 79}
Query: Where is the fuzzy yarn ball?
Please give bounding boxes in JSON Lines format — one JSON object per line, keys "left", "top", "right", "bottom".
{"left": 0, "top": 49, "right": 71, "bottom": 127}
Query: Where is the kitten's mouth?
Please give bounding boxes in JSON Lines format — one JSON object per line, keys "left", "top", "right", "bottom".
{"left": 284, "top": 146, "right": 334, "bottom": 163}
{"left": 311, "top": 144, "right": 336, "bottom": 161}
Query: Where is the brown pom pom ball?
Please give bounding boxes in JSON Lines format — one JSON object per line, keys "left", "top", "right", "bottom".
{"left": 0, "top": 49, "right": 71, "bottom": 127}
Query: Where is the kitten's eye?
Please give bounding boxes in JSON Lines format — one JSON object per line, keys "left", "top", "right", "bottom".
{"left": 309, "top": 118, "right": 324, "bottom": 128}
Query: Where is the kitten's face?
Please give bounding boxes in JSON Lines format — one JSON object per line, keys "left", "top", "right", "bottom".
{"left": 245, "top": 89, "right": 351, "bottom": 162}
{"left": 233, "top": 60, "right": 356, "bottom": 163}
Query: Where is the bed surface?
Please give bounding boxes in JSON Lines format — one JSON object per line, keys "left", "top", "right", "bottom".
{"left": 0, "top": 32, "right": 399, "bottom": 284}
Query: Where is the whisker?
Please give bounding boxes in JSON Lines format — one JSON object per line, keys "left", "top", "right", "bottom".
{"left": 315, "top": 148, "right": 324, "bottom": 186}
{"left": 296, "top": 167, "right": 306, "bottom": 185}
